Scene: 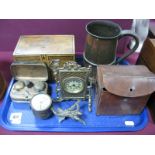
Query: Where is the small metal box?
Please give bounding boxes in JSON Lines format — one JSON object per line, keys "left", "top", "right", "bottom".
{"left": 13, "top": 35, "right": 75, "bottom": 66}
{"left": 10, "top": 61, "right": 49, "bottom": 102}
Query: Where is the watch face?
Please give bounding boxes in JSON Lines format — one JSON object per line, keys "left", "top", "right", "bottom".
{"left": 31, "top": 94, "right": 52, "bottom": 111}
{"left": 62, "top": 77, "right": 85, "bottom": 94}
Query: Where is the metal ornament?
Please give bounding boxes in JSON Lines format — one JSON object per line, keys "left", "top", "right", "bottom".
{"left": 52, "top": 100, "right": 86, "bottom": 125}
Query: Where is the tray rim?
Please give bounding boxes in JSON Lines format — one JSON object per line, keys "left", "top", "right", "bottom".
{"left": 0, "top": 78, "right": 148, "bottom": 132}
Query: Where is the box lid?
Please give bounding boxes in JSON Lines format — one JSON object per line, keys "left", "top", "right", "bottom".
{"left": 10, "top": 62, "right": 48, "bottom": 81}
{"left": 13, "top": 35, "right": 75, "bottom": 56}
{"left": 97, "top": 65, "right": 155, "bottom": 97}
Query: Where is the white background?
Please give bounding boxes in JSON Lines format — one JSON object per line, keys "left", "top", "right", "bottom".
{"left": 0, "top": 0, "right": 154, "bottom": 155}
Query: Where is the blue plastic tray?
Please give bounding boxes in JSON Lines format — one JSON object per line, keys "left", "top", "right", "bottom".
{"left": 0, "top": 78, "right": 148, "bottom": 132}
{"left": 0, "top": 59, "right": 148, "bottom": 132}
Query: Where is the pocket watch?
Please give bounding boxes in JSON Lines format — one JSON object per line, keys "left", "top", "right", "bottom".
{"left": 30, "top": 94, "right": 52, "bottom": 119}
{"left": 52, "top": 61, "right": 93, "bottom": 112}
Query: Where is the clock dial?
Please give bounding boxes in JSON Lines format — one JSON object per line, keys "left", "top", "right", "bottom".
{"left": 31, "top": 94, "right": 52, "bottom": 111}
{"left": 62, "top": 77, "right": 85, "bottom": 94}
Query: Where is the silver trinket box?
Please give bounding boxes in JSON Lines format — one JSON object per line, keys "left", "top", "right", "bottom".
{"left": 10, "top": 61, "right": 49, "bottom": 102}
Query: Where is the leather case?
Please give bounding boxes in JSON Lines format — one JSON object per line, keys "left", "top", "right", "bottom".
{"left": 96, "top": 65, "right": 155, "bottom": 115}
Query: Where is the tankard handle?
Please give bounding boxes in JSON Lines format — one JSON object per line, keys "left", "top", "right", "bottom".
{"left": 114, "top": 30, "right": 139, "bottom": 64}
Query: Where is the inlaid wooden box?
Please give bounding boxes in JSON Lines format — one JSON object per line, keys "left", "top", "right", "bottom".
{"left": 0, "top": 71, "right": 6, "bottom": 100}
{"left": 13, "top": 35, "right": 75, "bottom": 66}
{"left": 136, "top": 38, "right": 155, "bottom": 72}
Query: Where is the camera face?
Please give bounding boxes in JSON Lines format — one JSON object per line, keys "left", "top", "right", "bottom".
{"left": 10, "top": 80, "right": 48, "bottom": 102}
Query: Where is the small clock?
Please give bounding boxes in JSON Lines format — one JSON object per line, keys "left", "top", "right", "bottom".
{"left": 30, "top": 94, "right": 52, "bottom": 119}
{"left": 53, "top": 61, "right": 93, "bottom": 112}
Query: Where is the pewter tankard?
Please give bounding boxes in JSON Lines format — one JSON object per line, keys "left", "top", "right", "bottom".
{"left": 83, "top": 20, "right": 139, "bottom": 66}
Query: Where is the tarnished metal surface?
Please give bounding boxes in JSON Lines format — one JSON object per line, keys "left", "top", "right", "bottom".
{"left": 84, "top": 20, "right": 139, "bottom": 66}
{"left": 84, "top": 33, "right": 117, "bottom": 65}
{"left": 10, "top": 61, "right": 48, "bottom": 102}
{"left": 52, "top": 100, "right": 86, "bottom": 125}
{"left": 11, "top": 61, "right": 48, "bottom": 81}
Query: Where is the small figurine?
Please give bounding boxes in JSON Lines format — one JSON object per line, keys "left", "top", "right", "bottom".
{"left": 52, "top": 100, "right": 86, "bottom": 125}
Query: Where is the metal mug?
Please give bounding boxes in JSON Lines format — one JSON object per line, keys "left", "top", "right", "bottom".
{"left": 83, "top": 20, "right": 139, "bottom": 66}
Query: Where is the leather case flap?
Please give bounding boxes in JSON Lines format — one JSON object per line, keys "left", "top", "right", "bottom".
{"left": 98, "top": 65, "right": 155, "bottom": 97}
